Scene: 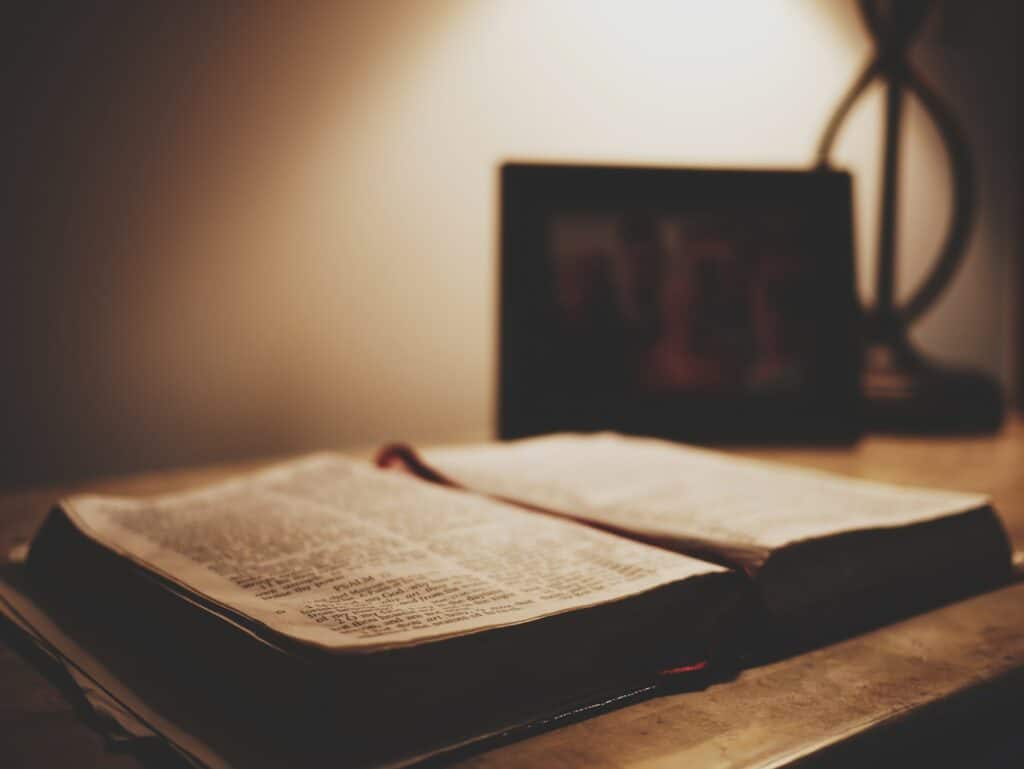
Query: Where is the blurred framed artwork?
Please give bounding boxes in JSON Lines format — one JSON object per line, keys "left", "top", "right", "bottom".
{"left": 499, "top": 163, "right": 862, "bottom": 443}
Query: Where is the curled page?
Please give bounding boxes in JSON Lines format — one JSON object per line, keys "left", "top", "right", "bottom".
{"left": 57, "top": 455, "right": 722, "bottom": 652}
{"left": 413, "top": 433, "right": 992, "bottom": 552}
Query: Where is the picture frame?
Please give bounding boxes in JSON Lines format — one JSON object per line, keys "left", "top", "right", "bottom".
{"left": 499, "top": 162, "right": 862, "bottom": 443}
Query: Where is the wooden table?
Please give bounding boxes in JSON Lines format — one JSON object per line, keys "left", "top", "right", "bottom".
{"left": 2, "top": 422, "right": 1023, "bottom": 768}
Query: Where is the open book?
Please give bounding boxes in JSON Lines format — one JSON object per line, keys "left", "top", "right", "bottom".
{"left": 15, "top": 435, "right": 1013, "bottom": 768}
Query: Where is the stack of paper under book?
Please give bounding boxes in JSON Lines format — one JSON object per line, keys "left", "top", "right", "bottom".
{"left": 0, "top": 433, "right": 1013, "bottom": 768}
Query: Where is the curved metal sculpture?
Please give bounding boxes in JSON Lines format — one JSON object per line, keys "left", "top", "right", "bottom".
{"left": 816, "top": 0, "right": 1001, "bottom": 432}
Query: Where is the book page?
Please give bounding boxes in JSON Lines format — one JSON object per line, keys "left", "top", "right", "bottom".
{"left": 58, "top": 455, "right": 720, "bottom": 652}
{"left": 421, "top": 434, "right": 990, "bottom": 553}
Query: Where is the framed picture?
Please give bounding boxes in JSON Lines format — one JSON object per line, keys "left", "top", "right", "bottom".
{"left": 499, "top": 163, "right": 862, "bottom": 443}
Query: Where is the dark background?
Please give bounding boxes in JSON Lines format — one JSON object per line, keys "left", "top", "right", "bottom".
{"left": 2, "top": 1, "right": 1020, "bottom": 490}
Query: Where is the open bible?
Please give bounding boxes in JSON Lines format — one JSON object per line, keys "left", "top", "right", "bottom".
{"left": 9, "top": 436, "right": 1014, "bottom": 768}
{"left": 18, "top": 453, "right": 746, "bottom": 769}
{"left": 379, "top": 433, "right": 1013, "bottom": 643}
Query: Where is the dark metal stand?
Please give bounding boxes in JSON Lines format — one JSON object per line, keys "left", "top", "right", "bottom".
{"left": 816, "top": 0, "right": 1002, "bottom": 432}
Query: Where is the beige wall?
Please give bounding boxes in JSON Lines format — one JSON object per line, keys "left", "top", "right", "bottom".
{"left": 4, "top": 0, "right": 1018, "bottom": 487}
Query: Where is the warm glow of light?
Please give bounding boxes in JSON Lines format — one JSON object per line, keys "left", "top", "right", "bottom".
{"left": 281, "top": 0, "right": 872, "bottom": 447}
{"left": 8, "top": 1, "right": 1014, "bottom": 483}
{"left": 105, "top": 0, "right": 1015, "bottom": 449}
